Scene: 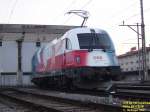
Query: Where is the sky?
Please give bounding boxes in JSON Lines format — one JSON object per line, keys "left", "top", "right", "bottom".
{"left": 0, "top": 0, "right": 150, "bottom": 55}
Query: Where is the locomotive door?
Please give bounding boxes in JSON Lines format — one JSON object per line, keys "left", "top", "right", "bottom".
{"left": 62, "top": 39, "right": 67, "bottom": 66}
{"left": 63, "top": 38, "right": 72, "bottom": 66}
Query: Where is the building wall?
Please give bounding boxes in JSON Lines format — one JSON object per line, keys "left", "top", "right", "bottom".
{"left": 0, "top": 41, "right": 48, "bottom": 73}
{"left": 0, "top": 41, "right": 48, "bottom": 86}
{"left": 22, "top": 42, "right": 38, "bottom": 72}
{"left": 0, "top": 24, "right": 75, "bottom": 86}
{"left": 0, "top": 38, "right": 50, "bottom": 87}
{"left": 22, "top": 42, "right": 47, "bottom": 72}
{"left": 118, "top": 50, "right": 150, "bottom": 72}
{"left": 0, "top": 75, "right": 33, "bottom": 86}
{"left": 0, "top": 41, "right": 18, "bottom": 72}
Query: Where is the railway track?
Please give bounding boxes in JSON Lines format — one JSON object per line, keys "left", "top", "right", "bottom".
{"left": 51, "top": 82, "right": 150, "bottom": 100}
{"left": 111, "top": 82, "right": 150, "bottom": 100}
{"left": 40, "top": 82, "right": 150, "bottom": 111}
{"left": 0, "top": 93, "right": 39, "bottom": 112}
{"left": 1, "top": 81, "right": 150, "bottom": 112}
{"left": 0, "top": 88, "right": 122, "bottom": 112}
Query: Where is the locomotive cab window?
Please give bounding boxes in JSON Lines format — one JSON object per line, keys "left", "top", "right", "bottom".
{"left": 66, "top": 38, "right": 72, "bottom": 50}
{"left": 77, "top": 33, "right": 114, "bottom": 51}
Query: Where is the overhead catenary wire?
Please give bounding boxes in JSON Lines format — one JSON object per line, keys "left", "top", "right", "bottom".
{"left": 106, "top": 0, "right": 150, "bottom": 27}
{"left": 66, "top": 10, "right": 89, "bottom": 27}
{"left": 108, "top": 0, "right": 138, "bottom": 20}
{"left": 97, "top": 0, "right": 139, "bottom": 29}
{"left": 52, "top": 0, "right": 77, "bottom": 23}
{"left": 103, "top": 6, "right": 150, "bottom": 31}
{"left": 124, "top": 7, "right": 150, "bottom": 22}
{"left": 8, "top": 0, "right": 18, "bottom": 23}
{"left": 63, "top": 0, "right": 93, "bottom": 25}
{"left": 80, "top": 0, "right": 93, "bottom": 10}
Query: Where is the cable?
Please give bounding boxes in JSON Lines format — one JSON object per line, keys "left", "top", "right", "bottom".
{"left": 124, "top": 13, "right": 140, "bottom": 22}
{"left": 52, "top": 0, "right": 76, "bottom": 23}
{"left": 8, "top": 0, "right": 18, "bottom": 23}
{"left": 124, "top": 7, "right": 150, "bottom": 22}
{"left": 63, "top": 14, "right": 74, "bottom": 25}
{"left": 87, "top": 0, "right": 139, "bottom": 29}
{"left": 80, "top": 0, "right": 93, "bottom": 9}
{"left": 108, "top": 0, "right": 138, "bottom": 20}
{"left": 63, "top": 0, "right": 93, "bottom": 25}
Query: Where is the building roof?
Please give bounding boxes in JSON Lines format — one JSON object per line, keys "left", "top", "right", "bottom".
{"left": 118, "top": 47, "right": 150, "bottom": 58}
{"left": 0, "top": 24, "right": 77, "bottom": 42}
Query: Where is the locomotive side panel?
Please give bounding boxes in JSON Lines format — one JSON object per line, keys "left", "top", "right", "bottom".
{"left": 64, "top": 50, "right": 88, "bottom": 68}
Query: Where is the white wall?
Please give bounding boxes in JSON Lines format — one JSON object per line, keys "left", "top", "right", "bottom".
{"left": 0, "top": 41, "right": 48, "bottom": 73}
{"left": 22, "top": 42, "right": 37, "bottom": 72}
{"left": 0, "top": 41, "right": 17, "bottom": 72}
{"left": 22, "top": 42, "right": 48, "bottom": 72}
{"left": 118, "top": 51, "right": 150, "bottom": 72}
{"left": 0, "top": 41, "right": 44, "bottom": 86}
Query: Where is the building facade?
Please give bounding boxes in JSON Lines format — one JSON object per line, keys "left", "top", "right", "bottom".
{"left": 118, "top": 47, "right": 150, "bottom": 73}
{"left": 0, "top": 24, "right": 75, "bottom": 86}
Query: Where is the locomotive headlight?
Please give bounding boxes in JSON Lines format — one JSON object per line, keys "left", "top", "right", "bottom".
{"left": 76, "top": 56, "right": 80, "bottom": 64}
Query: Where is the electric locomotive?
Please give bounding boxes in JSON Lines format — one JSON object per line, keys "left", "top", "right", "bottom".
{"left": 31, "top": 27, "right": 121, "bottom": 89}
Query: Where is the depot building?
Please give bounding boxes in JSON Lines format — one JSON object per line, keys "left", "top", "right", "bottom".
{"left": 118, "top": 47, "right": 150, "bottom": 74}
{"left": 0, "top": 24, "right": 75, "bottom": 86}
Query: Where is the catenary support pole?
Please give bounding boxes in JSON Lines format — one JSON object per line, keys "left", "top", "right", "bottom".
{"left": 140, "top": 0, "right": 148, "bottom": 81}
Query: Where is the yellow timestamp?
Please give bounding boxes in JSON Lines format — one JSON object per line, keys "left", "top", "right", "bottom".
{"left": 122, "top": 101, "right": 150, "bottom": 112}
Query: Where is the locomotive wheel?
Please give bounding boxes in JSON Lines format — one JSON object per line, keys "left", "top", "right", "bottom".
{"left": 112, "top": 75, "right": 123, "bottom": 81}
{"left": 65, "top": 78, "right": 76, "bottom": 90}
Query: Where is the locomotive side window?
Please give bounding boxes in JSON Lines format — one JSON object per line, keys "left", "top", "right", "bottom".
{"left": 77, "top": 33, "right": 114, "bottom": 50}
{"left": 51, "top": 45, "right": 55, "bottom": 56}
{"left": 66, "top": 38, "right": 72, "bottom": 50}
{"left": 49, "top": 47, "right": 52, "bottom": 57}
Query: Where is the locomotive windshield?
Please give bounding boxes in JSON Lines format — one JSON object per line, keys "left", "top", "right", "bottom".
{"left": 77, "top": 33, "right": 114, "bottom": 51}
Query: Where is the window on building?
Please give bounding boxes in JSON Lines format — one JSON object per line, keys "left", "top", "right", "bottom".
{"left": 36, "top": 41, "right": 41, "bottom": 47}
{"left": 0, "top": 41, "right": 2, "bottom": 46}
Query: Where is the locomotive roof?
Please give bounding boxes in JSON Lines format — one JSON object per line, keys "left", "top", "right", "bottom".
{"left": 66, "top": 27, "right": 107, "bottom": 33}
{"left": 58, "top": 27, "right": 107, "bottom": 40}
